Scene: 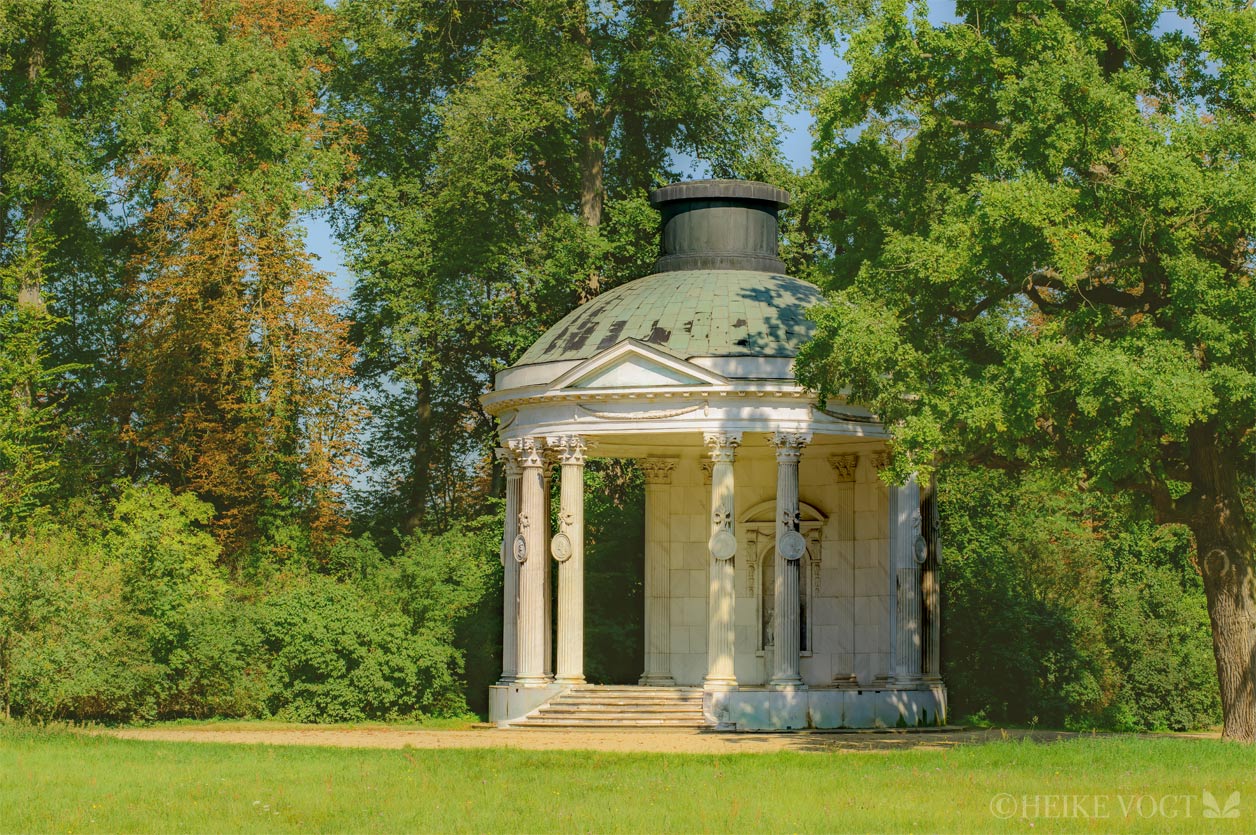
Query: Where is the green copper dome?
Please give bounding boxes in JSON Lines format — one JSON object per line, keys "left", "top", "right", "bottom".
{"left": 514, "top": 269, "right": 823, "bottom": 366}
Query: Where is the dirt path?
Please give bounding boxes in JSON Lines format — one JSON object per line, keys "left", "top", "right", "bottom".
{"left": 103, "top": 726, "right": 1163, "bottom": 755}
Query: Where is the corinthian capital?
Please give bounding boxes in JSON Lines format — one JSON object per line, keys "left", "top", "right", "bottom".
{"left": 768, "top": 431, "right": 811, "bottom": 462}
{"left": 640, "top": 458, "right": 677, "bottom": 485}
{"left": 496, "top": 446, "right": 522, "bottom": 478}
{"left": 703, "top": 432, "right": 742, "bottom": 463}
{"left": 508, "top": 436, "right": 546, "bottom": 468}
{"left": 544, "top": 434, "right": 587, "bottom": 466}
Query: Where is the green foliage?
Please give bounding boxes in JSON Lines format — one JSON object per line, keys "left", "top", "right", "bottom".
{"left": 0, "top": 486, "right": 491, "bottom": 723}
{"left": 260, "top": 576, "right": 462, "bottom": 722}
{"left": 942, "top": 464, "right": 1220, "bottom": 731}
{"left": 333, "top": 0, "right": 842, "bottom": 532}
{"left": 582, "top": 460, "right": 645, "bottom": 684}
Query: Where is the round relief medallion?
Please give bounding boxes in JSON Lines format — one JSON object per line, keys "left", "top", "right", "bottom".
{"left": 550, "top": 532, "right": 573, "bottom": 562}
{"left": 778, "top": 530, "right": 807, "bottom": 561}
{"left": 913, "top": 535, "right": 928, "bottom": 565}
{"left": 709, "top": 529, "right": 737, "bottom": 561}
{"left": 513, "top": 533, "right": 528, "bottom": 563}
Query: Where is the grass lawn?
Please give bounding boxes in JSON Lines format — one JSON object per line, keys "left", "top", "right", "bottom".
{"left": 2, "top": 724, "right": 1254, "bottom": 834}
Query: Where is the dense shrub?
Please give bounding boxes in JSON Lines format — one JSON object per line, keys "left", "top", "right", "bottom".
{"left": 942, "top": 465, "right": 1221, "bottom": 731}
{"left": 0, "top": 484, "right": 496, "bottom": 723}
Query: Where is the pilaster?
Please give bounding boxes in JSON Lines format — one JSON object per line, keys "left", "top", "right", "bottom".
{"left": 640, "top": 458, "right": 677, "bottom": 685}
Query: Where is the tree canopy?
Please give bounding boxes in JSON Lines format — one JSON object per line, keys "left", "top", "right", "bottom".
{"left": 798, "top": 0, "right": 1256, "bottom": 740}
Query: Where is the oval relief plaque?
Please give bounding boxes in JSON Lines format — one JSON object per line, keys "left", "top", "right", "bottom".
{"left": 913, "top": 535, "right": 928, "bottom": 565}
{"left": 550, "top": 532, "right": 573, "bottom": 562}
{"left": 778, "top": 530, "right": 807, "bottom": 561}
{"left": 513, "top": 534, "right": 528, "bottom": 563}
{"left": 709, "top": 530, "right": 737, "bottom": 561}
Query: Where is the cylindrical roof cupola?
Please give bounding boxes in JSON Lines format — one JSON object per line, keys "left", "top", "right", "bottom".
{"left": 648, "top": 179, "right": 791, "bottom": 274}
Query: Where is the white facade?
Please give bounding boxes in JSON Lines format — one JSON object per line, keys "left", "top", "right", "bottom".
{"left": 483, "top": 338, "right": 946, "bottom": 730}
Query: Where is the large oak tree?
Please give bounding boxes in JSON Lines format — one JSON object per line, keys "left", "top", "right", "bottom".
{"left": 799, "top": 0, "right": 1256, "bottom": 740}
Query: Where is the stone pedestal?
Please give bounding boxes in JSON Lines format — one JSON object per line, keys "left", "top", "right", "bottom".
{"left": 704, "top": 432, "right": 741, "bottom": 690}
{"left": 640, "top": 459, "right": 677, "bottom": 685}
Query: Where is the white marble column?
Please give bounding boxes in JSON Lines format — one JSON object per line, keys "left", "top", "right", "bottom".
{"left": 889, "top": 474, "right": 923, "bottom": 685}
{"left": 542, "top": 459, "right": 554, "bottom": 678}
{"left": 704, "top": 432, "right": 741, "bottom": 690}
{"left": 640, "top": 458, "right": 677, "bottom": 685}
{"left": 548, "top": 435, "right": 586, "bottom": 684}
{"left": 496, "top": 446, "right": 522, "bottom": 684}
{"left": 769, "top": 431, "right": 810, "bottom": 688}
{"left": 511, "top": 437, "right": 550, "bottom": 686}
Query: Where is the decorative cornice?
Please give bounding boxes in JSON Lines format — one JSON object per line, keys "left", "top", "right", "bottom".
{"left": 640, "top": 458, "right": 677, "bottom": 485}
{"left": 545, "top": 434, "right": 587, "bottom": 466}
{"left": 577, "top": 401, "right": 705, "bottom": 420}
{"left": 828, "top": 453, "right": 858, "bottom": 482}
{"left": 704, "top": 432, "right": 742, "bottom": 463}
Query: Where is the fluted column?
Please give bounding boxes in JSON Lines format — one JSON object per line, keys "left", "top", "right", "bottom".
{"left": 511, "top": 437, "right": 550, "bottom": 686}
{"left": 548, "top": 435, "right": 586, "bottom": 684}
{"left": 542, "top": 459, "right": 555, "bottom": 678}
{"left": 889, "top": 474, "right": 923, "bottom": 685}
{"left": 640, "top": 458, "right": 677, "bottom": 685}
{"left": 496, "top": 446, "right": 522, "bottom": 684}
{"left": 769, "top": 431, "right": 810, "bottom": 688}
{"left": 704, "top": 432, "right": 741, "bottom": 690}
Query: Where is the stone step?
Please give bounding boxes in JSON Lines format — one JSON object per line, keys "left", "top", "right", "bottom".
{"left": 538, "top": 703, "right": 702, "bottom": 713}
{"left": 550, "top": 701, "right": 702, "bottom": 710}
{"left": 517, "top": 717, "right": 705, "bottom": 728}
{"left": 536, "top": 711, "right": 703, "bottom": 721}
{"left": 558, "top": 694, "right": 704, "bottom": 702}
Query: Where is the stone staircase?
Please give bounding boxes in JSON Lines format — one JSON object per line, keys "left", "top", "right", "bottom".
{"left": 510, "top": 685, "right": 708, "bottom": 729}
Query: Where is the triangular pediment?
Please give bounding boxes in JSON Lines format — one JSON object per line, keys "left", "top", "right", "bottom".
{"left": 551, "top": 340, "right": 728, "bottom": 390}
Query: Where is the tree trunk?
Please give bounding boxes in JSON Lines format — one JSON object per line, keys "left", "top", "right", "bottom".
{"left": 1189, "top": 425, "right": 1256, "bottom": 742}
{"left": 403, "top": 371, "right": 434, "bottom": 535}
{"left": 571, "top": 10, "right": 609, "bottom": 300}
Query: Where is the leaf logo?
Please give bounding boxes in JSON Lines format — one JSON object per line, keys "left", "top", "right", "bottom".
{"left": 1202, "top": 790, "right": 1240, "bottom": 819}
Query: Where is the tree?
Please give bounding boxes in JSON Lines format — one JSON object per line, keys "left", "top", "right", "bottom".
{"left": 798, "top": 0, "right": 1256, "bottom": 740}
{"left": 119, "top": 0, "right": 362, "bottom": 564}
{"left": 332, "top": 0, "right": 841, "bottom": 534}
{"left": 0, "top": 0, "right": 170, "bottom": 523}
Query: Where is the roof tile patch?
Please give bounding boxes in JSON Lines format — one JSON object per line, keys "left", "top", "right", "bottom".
{"left": 514, "top": 270, "right": 824, "bottom": 366}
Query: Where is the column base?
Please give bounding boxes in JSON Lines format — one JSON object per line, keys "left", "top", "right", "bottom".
{"left": 496, "top": 676, "right": 517, "bottom": 686}
{"left": 703, "top": 677, "right": 738, "bottom": 692}
{"left": 512, "top": 674, "right": 555, "bottom": 687}
{"left": 639, "top": 674, "right": 676, "bottom": 686}
{"left": 554, "top": 675, "right": 586, "bottom": 685}
{"left": 769, "top": 677, "right": 806, "bottom": 690}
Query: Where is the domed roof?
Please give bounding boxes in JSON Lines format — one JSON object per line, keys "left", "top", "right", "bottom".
{"left": 514, "top": 269, "right": 824, "bottom": 367}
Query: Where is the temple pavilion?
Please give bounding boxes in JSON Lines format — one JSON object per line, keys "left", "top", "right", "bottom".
{"left": 482, "top": 180, "right": 945, "bottom": 730}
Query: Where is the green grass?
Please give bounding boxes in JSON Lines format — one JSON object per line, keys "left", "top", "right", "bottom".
{"left": 151, "top": 717, "right": 481, "bottom": 731}
{"left": 2, "top": 725, "right": 1254, "bottom": 834}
